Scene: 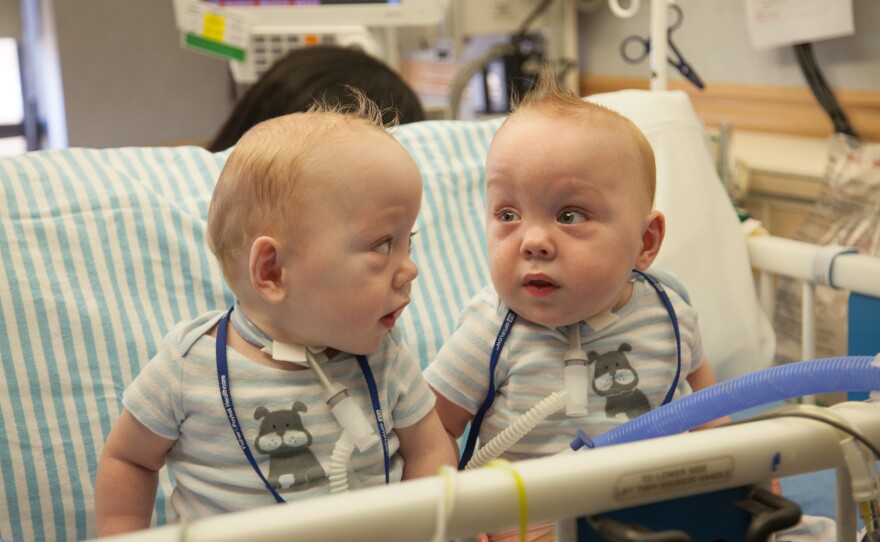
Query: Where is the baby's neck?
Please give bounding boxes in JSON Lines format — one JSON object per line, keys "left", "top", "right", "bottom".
{"left": 610, "top": 281, "right": 634, "bottom": 313}
{"left": 225, "top": 301, "right": 338, "bottom": 370}
{"left": 574, "top": 281, "right": 634, "bottom": 332}
{"left": 227, "top": 325, "right": 307, "bottom": 370}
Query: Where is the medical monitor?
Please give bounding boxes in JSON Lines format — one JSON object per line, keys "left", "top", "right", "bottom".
{"left": 173, "top": 0, "right": 447, "bottom": 83}
{"left": 173, "top": 0, "right": 448, "bottom": 29}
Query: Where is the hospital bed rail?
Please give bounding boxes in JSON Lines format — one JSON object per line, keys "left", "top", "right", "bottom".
{"left": 747, "top": 234, "right": 880, "bottom": 398}
{"left": 98, "top": 400, "right": 880, "bottom": 542}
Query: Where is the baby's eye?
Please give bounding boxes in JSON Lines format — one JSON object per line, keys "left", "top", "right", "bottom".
{"left": 408, "top": 231, "right": 418, "bottom": 252}
{"left": 498, "top": 210, "right": 520, "bottom": 223}
{"left": 373, "top": 238, "right": 392, "bottom": 255}
{"left": 557, "top": 209, "right": 587, "bottom": 225}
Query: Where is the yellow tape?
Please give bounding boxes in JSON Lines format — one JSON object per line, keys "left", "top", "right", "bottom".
{"left": 484, "top": 459, "right": 528, "bottom": 542}
{"left": 860, "top": 501, "right": 874, "bottom": 535}
{"left": 431, "top": 465, "right": 458, "bottom": 542}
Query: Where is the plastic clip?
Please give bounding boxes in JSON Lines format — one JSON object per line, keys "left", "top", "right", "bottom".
{"left": 812, "top": 244, "right": 858, "bottom": 289}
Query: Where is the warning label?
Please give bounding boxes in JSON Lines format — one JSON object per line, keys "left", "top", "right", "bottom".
{"left": 614, "top": 457, "right": 734, "bottom": 501}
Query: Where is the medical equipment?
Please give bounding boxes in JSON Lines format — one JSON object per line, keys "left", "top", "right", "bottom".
{"left": 571, "top": 355, "right": 880, "bottom": 451}
{"left": 171, "top": 0, "right": 448, "bottom": 83}
{"left": 459, "top": 270, "right": 683, "bottom": 470}
{"left": 563, "top": 322, "right": 588, "bottom": 416}
{"left": 217, "top": 303, "right": 389, "bottom": 499}
{"left": 173, "top": 0, "right": 448, "bottom": 28}
{"left": 466, "top": 391, "right": 568, "bottom": 470}
{"left": 619, "top": 3, "right": 704, "bottom": 90}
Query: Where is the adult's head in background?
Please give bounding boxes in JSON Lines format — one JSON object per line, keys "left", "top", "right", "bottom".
{"left": 207, "top": 45, "right": 426, "bottom": 152}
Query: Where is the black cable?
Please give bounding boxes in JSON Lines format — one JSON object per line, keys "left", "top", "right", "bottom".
{"left": 793, "top": 42, "right": 859, "bottom": 139}
{"left": 796, "top": 44, "right": 855, "bottom": 136}
{"left": 795, "top": 45, "right": 841, "bottom": 126}
{"left": 722, "top": 409, "right": 880, "bottom": 461}
{"left": 496, "top": 0, "right": 556, "bottom": 112}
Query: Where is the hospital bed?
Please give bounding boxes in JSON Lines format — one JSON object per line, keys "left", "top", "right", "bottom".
{"left": 2, "top": 89, "right": 879, "bottom": 542}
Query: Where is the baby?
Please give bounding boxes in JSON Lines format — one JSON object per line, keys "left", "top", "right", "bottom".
{"left": 424, "top": 71, "right": 722, "bottom": 540}
{"left": 95, "top": 94, "right": 455, "bottom": 536}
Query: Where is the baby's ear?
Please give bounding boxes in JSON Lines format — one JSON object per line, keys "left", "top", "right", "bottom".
{"left": 634, "top": 210, "right": 665, "bottom": 271}
{"left": 249, "top": 236, "right": 286, "bottom": 303}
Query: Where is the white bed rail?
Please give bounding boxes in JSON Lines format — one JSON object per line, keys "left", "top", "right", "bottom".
{"left": 748, "top": 235, "right": 880, "bottom": 371}
{"left": 98, "top": 401, "right": 880, "bottom": 542}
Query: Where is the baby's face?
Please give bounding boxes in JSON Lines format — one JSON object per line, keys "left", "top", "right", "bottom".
{"left": 485, "top": 113, "right": 654, "bottom": 328}
{"left": 273, "top": 128, "right": 422, "bottom": 355}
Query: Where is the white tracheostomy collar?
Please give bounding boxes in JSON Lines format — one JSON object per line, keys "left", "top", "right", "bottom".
{"left": 229, "top": 300, "right": 326, "bottom": 367}
{"left": 224, "top": 302, "right": 381, "bottom": 453}
{"left": 264, "top": 341, "right": 328, "bottom": 367}
{"left": 584, "top": 310, "right": 618, "bottom": 332}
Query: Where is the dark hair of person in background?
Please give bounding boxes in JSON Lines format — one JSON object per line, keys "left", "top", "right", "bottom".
{"left": 207, "top": 45, "right": 427, "bottom": 152}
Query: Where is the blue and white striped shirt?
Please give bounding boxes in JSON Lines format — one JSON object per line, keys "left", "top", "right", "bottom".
{"left": 124, "top": 311, "right": 434, "bottom": 519}
{"left": 424, "top": 269, "right": 703, "bottom": 461}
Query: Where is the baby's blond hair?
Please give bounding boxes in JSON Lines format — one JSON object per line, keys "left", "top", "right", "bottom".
{"left": 509, "top": 66, "right": 657, "bottom": 204}
{"left": 207, "top": 88, "right": 394, "bottom": 282}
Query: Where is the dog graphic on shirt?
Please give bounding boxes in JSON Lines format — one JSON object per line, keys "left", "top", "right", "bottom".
{"left": 588, "top": 343, "right": 651, "bottom": 419}
{"left": 254, "top": 401, "right": 327, "bottom": 490}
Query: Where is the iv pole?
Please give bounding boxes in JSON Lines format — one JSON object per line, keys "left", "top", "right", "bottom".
{"left": 649, "top": 0, "right": 668, "bottom": 90}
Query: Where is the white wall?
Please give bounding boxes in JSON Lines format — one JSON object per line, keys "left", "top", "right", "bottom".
{"left": 579, "top": 0, "right": 880, "bottom": 91}
{"left": 50, "top": 0, "right": 231, "bottom": 148}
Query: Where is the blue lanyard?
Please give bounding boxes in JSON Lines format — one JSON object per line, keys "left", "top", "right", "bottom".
{"left": 458, "top": 271, "right": 681, "bottom": 469}
{"left": 215, "top": 307, "right": 389, "bottom": 503}
{"left": 633, "top": 270, "right": 682, "bottom": 407}
{"left": 458, "top": 310, "right": 516, "bottom": 470}
{"left": 357, "top": 355, "right": 390, "bottom": 484}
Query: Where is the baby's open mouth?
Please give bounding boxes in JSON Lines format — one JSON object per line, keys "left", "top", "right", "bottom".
{"left": 523, "top": 277, "right": 559, "bottom": 295}
{"left": 380, "top": 303, "right": 407, "bottom": 328}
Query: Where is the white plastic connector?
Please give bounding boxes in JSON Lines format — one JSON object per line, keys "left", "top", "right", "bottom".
{"left": 326, "top": 389, "right": 379, "bottom": 452}
{"left": 564, "top": 354, "right": 588, "bottom": 417}
{"left": 840, "top": 437, "right": 880, "bottom": 502}
{"left": 564, "top": 323, "right": 589, "bottom": 416}
{"left": 812, "top": 244, "right": 858, "bottom": 289}
{"left": 308, "top": 350, "right": 379, "bottom": 452}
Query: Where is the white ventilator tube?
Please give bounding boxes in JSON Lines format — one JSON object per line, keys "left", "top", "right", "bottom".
{"left": 563, "top": 323, "right": 589, "bottom": 416}
{"left": 307, "top": 350, "right": 379, "bottom": 452}
{"left": 328, "top": 431, "right": 356, "bottom": 493}
{"left": 466, "top": 390, "right": 568, "bottom": 470}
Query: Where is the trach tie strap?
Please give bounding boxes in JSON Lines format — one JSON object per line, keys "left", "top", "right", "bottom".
{"left": 431, "top": 465, "right": 459, "bottom": 542}
{"left": 484, "top": 459, "right": 529, "bottom": 542}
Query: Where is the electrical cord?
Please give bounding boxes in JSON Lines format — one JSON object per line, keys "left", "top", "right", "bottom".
{"left": 793, "top": 42, "right": 859, "bottom": 139}
{"left": 448, "top": 0, "right": 565, "bottom": 119}
{"left": 721, "top": 408, "right": 880, "bottom": 460}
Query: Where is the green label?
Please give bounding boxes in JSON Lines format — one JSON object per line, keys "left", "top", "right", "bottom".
{"left": 183, "top": 33, "right": 246, "bottom": 62}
